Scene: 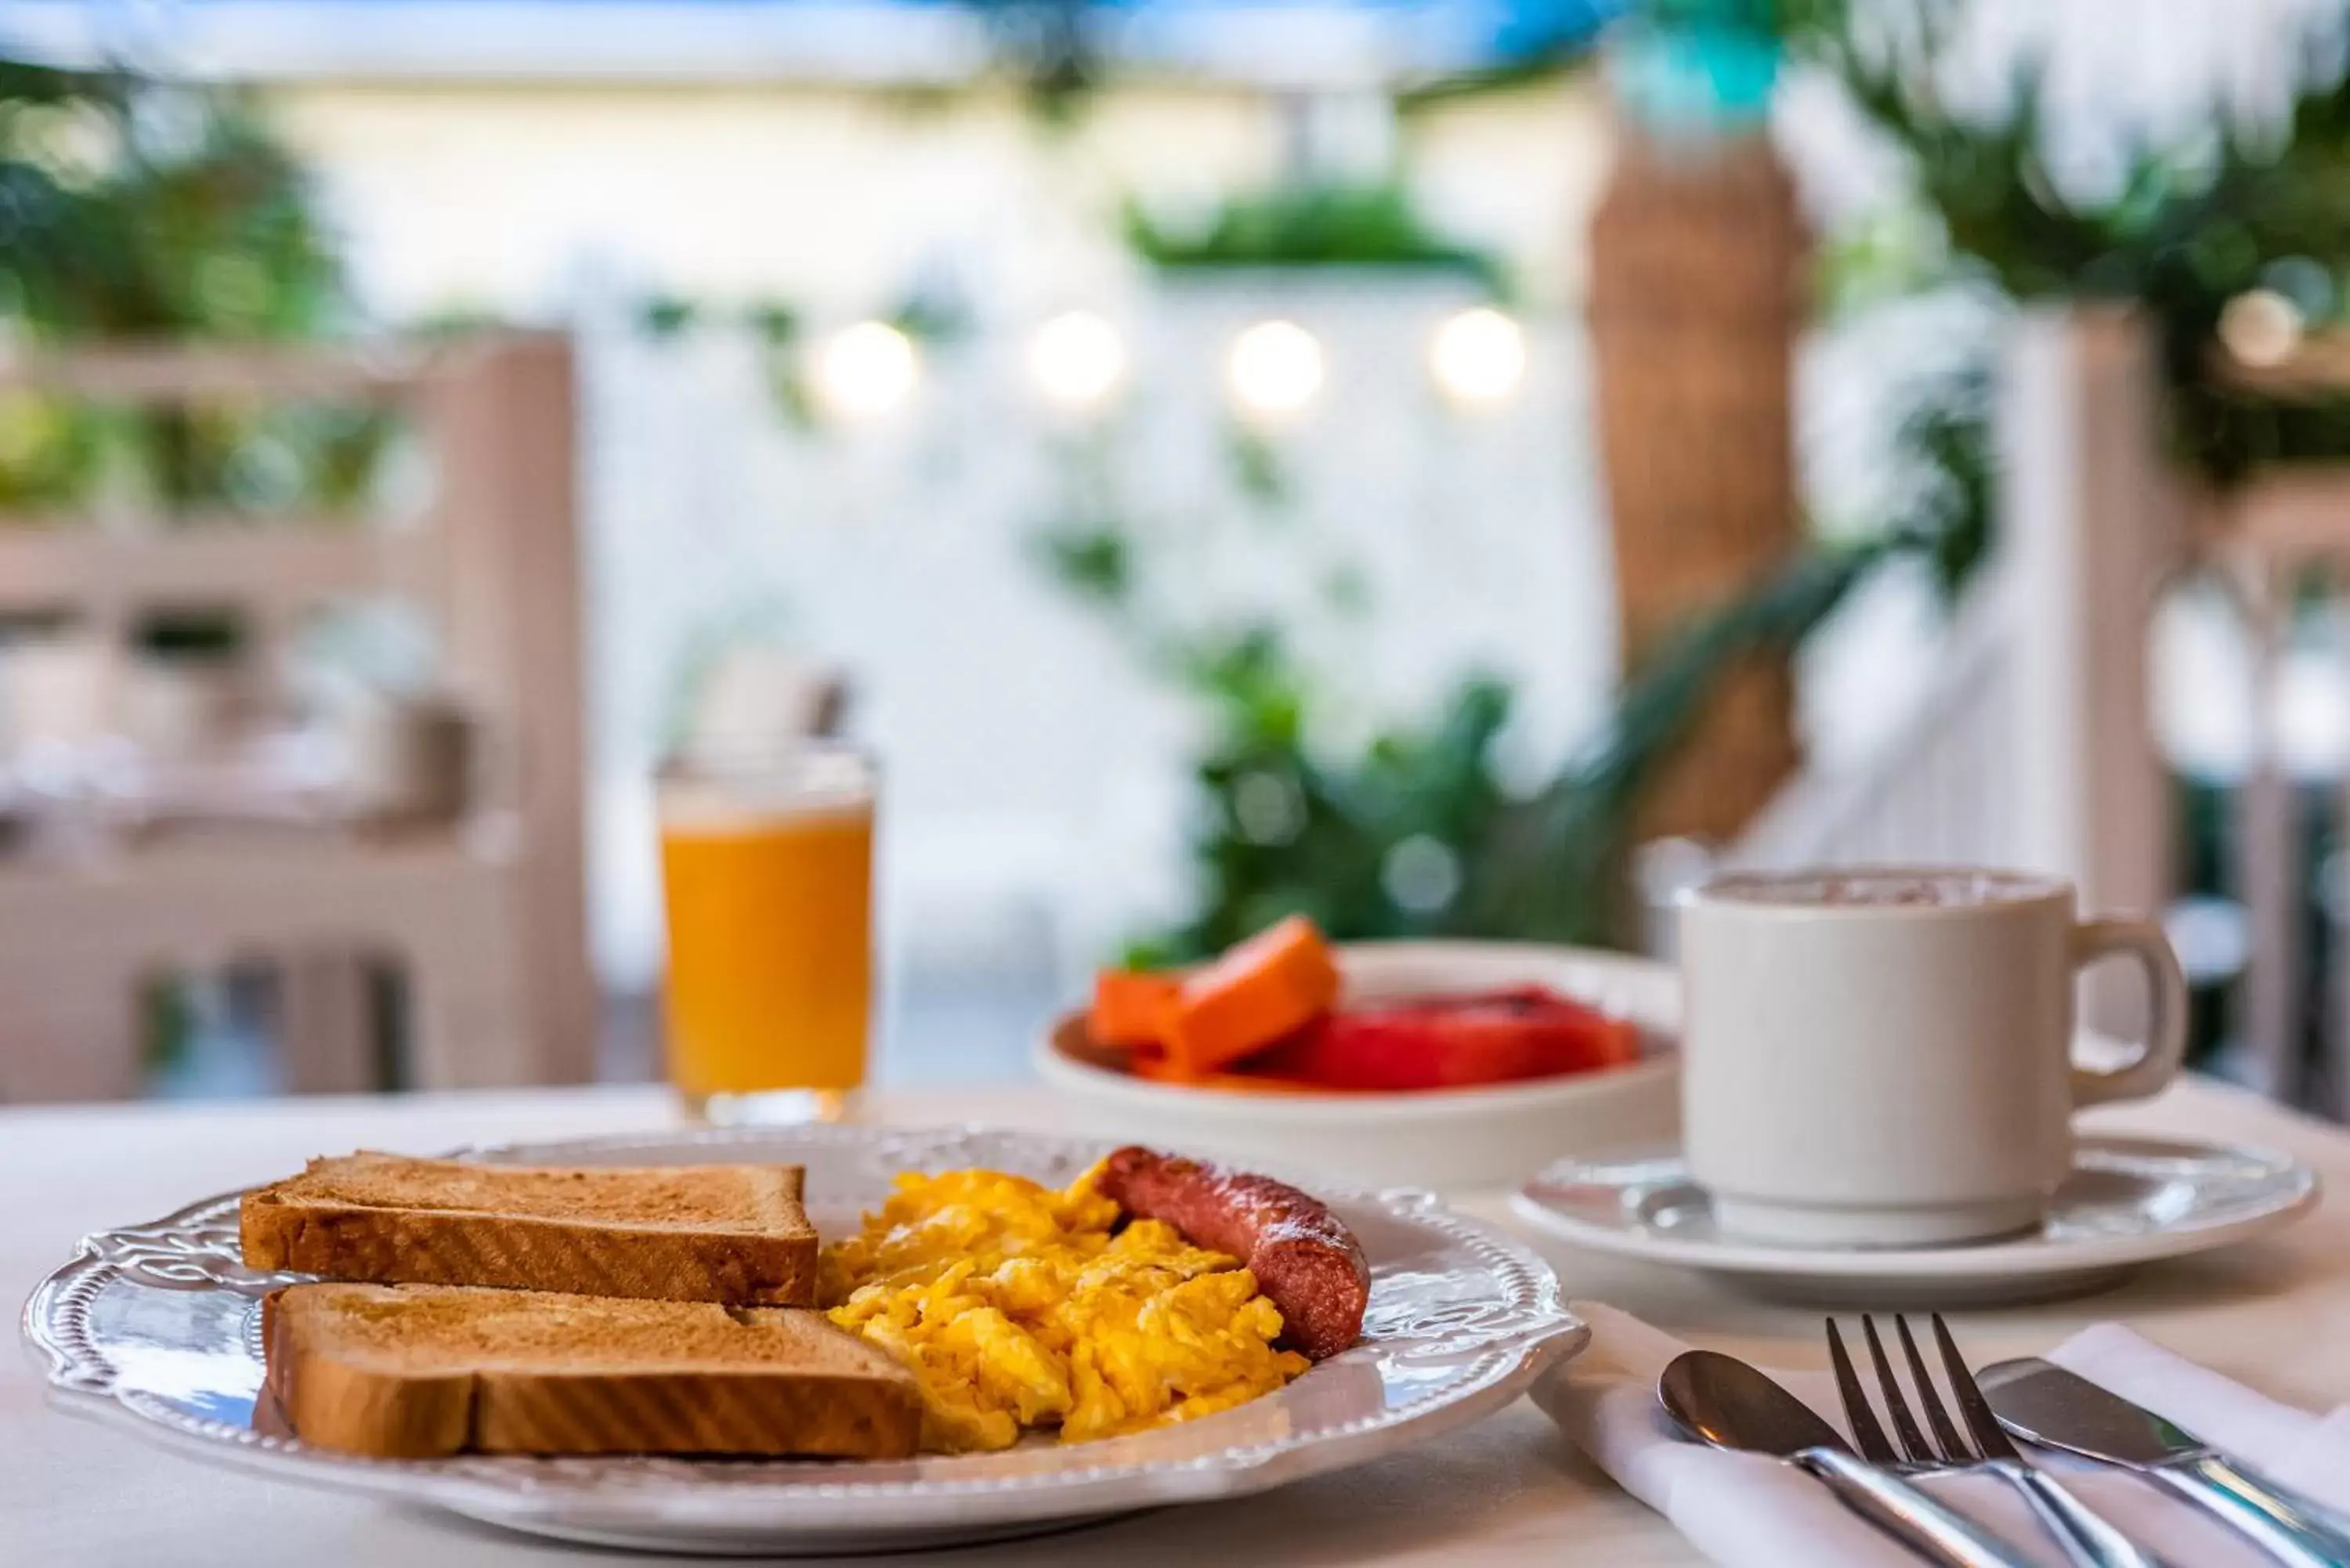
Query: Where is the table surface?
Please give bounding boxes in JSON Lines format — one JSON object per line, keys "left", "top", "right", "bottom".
{"left": 5, "top": 1078, "right": 2346, "bottom": 1566}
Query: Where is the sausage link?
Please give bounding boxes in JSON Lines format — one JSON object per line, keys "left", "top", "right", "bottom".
{"left": 1097, "top": 1146, "right": 1368, "bottom": 1360}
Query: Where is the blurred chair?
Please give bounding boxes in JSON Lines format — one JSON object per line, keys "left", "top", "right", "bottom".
{"left": 0, "top": 335, "right": 594, "bottom": 1100}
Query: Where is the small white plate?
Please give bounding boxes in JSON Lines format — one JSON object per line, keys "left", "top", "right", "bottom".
{"left": 1512, "top": 1133, "right": 2319, "bottom": 1306}
{"left": 24, "top": 1124, "right": 1587, "bottom": 1556}
{"left": 1034, "top": 941, "right": 1682, "bottom": 1190}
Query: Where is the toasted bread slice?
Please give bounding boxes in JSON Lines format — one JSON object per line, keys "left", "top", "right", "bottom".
{"left": 263, "top": 1282, "right": 920, "bottom": 1459}
{"left": 240, "top": 1153, "right": 817, "bottom": 1306}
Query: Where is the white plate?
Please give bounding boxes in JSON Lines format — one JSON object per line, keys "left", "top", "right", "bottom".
{"left": 22, "top": 1123, "right": 1587, "bottom": 1556}
{"left": 1512, "top": 1133, "right": 2319, "bottom": 1306}
{"left": 1034, "top": 941, "right": 1682, "bottom": 1190}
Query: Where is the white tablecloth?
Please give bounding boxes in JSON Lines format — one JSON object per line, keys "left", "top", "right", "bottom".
{"left": 4, "top": 1078, "right": 2345, "bottom": 1566}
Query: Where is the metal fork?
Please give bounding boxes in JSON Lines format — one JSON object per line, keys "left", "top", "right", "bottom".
{"left": 1828, "top": 1314, "right": 2162, "bottom": 1568}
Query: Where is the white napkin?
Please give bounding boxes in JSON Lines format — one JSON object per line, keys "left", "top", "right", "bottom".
{"left": 1534, "top": 1302, "right": 2350, "bottom": 1567}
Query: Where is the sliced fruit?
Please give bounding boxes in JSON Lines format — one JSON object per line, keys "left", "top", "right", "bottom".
{"left": 1159, "top": 914, "right": 1341, "bottom": 1078}
{"left": 1249, "top": 987, "right": 1638, "bottom": 1092}
{"left": 1090, "top": 970, "right": 1180, "bottom": 1050}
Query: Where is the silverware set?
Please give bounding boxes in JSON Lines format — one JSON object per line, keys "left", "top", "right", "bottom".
{"left": 1661, "top": 1313, "right": 2350, "bottom": 1568}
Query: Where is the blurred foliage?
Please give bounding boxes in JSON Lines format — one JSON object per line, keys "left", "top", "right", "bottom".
{"left": 0, "top": 56, "right": 391, "bottom": 515}
{"left": 1032, "top": 525, "right": 1130, "bottom": 606}
{"left": 0, "top": 61, "right": 342, "bottom": 338}
{"left": 1068, "top": 0, "right": 2350, "bottom": 960}
{"left": 1032, "top": 358, "right": 1945, "bottom": 957}
{"left": 1130, "top": 637, "right": 1519, "bottom": 964}
{"left": 1124, "top": 182, "right": 1510, "bottom": 297}
{"left": 1787, "top": 0, "right": 2350, "bottom": 482}
{"left": 636, "top": 295, "right": 703, "bottom": 339}
{"left": 968, "top": 0, "right": 1098, "bottom": 125}
{"left": 1067, "top": 534, "right": 1905, "bottom": 963}
{"left": 0, "top": 387, "right": 101, "bottom": 507}
{"left": 634, "top": 287, "right": 967, "bottom": 434}
{"left": 1463, "top": 540, "right": 1894, "bottom": 942}
{"left": 1889, "top": 357, "right": 1994, "bottom": 600}
{"left": 887, "top": 284, "right": 975, "bottom": 348}
{"left": 1223, "top": 424, "right": 1292, "bottom": 510}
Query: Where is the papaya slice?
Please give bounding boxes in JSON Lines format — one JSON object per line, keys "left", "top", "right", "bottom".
{"left": 1090, "top": 970, "right": 1180, "bottom": 1050}
{"left": 1159, "top": 914, "right": 1340, "bottom": 1078}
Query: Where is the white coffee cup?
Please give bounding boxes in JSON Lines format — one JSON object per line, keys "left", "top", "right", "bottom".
{"left": 1678, "top": 866, "right": 2189, "bottom": 1248}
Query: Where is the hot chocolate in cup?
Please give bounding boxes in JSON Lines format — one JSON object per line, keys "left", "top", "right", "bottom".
{"left": 1678, "top": 865, "right": 2189, "bottom": 1249}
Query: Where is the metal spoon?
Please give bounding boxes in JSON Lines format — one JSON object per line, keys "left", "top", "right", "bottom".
{"left": 1659, "top": 1349, "right": 2030, "bottom": 1567}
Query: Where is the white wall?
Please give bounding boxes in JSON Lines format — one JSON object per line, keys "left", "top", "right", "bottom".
{"left": 575, "top": 279, "right": 1611, "bottom": 995}
{"left": 254, "top": 77, "right": 1619, "bottom": 994}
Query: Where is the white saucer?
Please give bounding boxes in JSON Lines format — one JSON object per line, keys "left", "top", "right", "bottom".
{"left": 1512, "top": 1134, "right": 2319, "bottom": 1306}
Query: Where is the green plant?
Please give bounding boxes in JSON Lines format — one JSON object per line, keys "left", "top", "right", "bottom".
{"left": 1465, "top": 537, "right": 1897, "bottom": 943}
{"left": 0, "top": 61, "right": 345, "bottom": 339}
{"left": 1126, "top": 630, "right": 1519, "bottom": 963}
{"left": 1090, "top": 537, "right": 1907, "bottom": 963}
{"left": 0, "top": 389, "right": 101, "bottom": 509}
{"left": 1788, "top": 0, "right": 2350, "bottom": 481}
{"left": 0, "top": 56, "right": 389, "bottom": 513}
{"left": 1886, "top": 358, "right": 1994, "bottom": 601}
{"left": 1124, "top": 182, "right": 1510, "bottom": 296}
{"left": 1029, "top": 352, "right": 1959, "bottom": 961}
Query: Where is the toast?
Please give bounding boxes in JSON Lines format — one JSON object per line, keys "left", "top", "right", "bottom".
{"left": 240, "top": 1153, "right": 818, "bottom": 1306}
{"left": 263, "top": 1282, "right": 921, "bottom": 1459}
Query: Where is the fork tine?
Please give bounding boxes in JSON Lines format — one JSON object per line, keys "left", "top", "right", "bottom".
{"left": 1860, "top": 1315, "right": 1936, "bottom": 1464}
{"left": 1824, "top": 1319, "right": 1899, "bottom": 1463}
{"left": 1894, "top": 1316, "right": 1972, "bottom": 1462}
{"left": 1929, "top": 1313, "right": 2022, "bottom": 1462}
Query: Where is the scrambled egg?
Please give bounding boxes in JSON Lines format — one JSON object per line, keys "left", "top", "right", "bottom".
{"left": 820, "top": 1165, "right": 1311, "bottom": 1452}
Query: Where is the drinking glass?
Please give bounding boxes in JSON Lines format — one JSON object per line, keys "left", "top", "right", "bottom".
{"left": 656, "top": 744, "right": 875, "bottom": 1122}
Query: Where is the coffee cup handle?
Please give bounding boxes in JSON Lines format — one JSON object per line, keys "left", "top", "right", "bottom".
{"left": 2070, "top": 916, "right": 2190, "bottom": 1107}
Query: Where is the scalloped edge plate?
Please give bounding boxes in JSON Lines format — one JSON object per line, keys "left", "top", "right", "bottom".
{"left": 23, "top": 1122, "right": 1587, "bottom": 1555}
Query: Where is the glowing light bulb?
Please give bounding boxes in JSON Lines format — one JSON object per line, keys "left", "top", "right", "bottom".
{"left": 815, "top": 321, "right": 920, "bottom": 418}
{"left": 2220, "top": 289, "right": 2305, "bottom": 368}
{"left": 1027, "top": 311, "right": 1126, "bottom": 410}
{"left": 1430, "top": 308, "right": 1527, "bottom": 405}
{"left": 1225, "top": 320, "right": 1325, "bottom": 420}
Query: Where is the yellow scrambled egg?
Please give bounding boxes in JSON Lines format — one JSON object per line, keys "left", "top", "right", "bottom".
{"left": 819, "top": 1164, "right": 1311, "bottom": 1452}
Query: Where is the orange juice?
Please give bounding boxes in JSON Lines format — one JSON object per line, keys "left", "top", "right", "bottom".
{"left": 660, "top": 775, "right": 873, "bottom": 1106}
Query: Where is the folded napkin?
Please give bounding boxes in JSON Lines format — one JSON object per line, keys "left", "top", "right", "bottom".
{"left": 1534, "top": 1303, "right": 2350, "bottom": 1567}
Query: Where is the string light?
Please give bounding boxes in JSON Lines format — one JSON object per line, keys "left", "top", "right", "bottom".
{"left": 1027, "top": 311, "right": 1126, "bottom": 410}
{"left": 1430, "top": 308, "right": 1526, "bottom": 405}
{"left": 1226, "top": 320, "right": 1325, "bottom": 420}
{"left": 815, "top": 320, "right": 920, "bottom": 418}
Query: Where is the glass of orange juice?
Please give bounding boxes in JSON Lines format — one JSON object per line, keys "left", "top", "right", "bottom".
{"left": 656, "top": 744, "right": 875, "bottom": 1122}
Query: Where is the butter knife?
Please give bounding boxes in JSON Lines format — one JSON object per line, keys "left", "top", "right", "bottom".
{"left": 1979, "top": 1357, "right": 2350, "bottom": 1568}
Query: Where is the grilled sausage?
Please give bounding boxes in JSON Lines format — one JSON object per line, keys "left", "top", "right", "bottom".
{"left": 1096, "top": 1146, "right": 1368, "bottom": 1360}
